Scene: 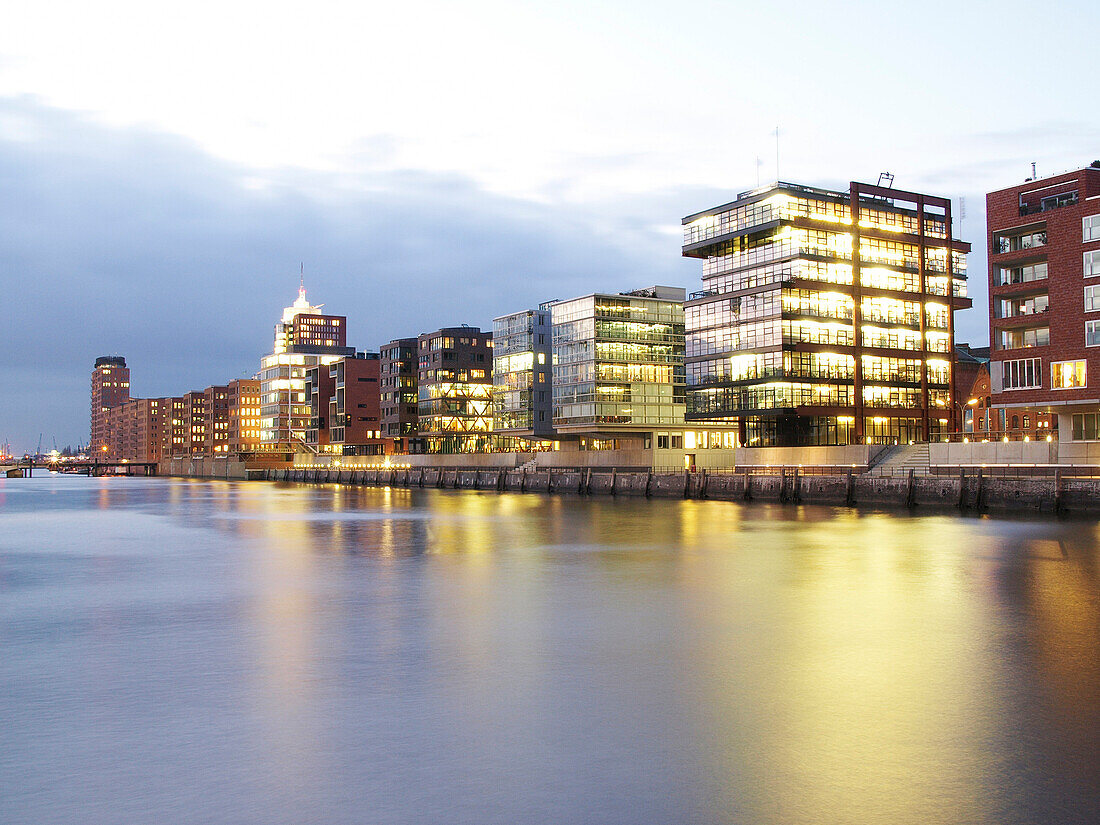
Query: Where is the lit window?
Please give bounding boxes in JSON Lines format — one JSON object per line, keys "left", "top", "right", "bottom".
{"left": 1051, "top": 360, "right": 1086, "bottom": 389}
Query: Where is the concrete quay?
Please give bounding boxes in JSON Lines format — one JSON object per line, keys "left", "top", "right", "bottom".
{"left": 255, "top": 464, "right": 1100, "bottom": 515}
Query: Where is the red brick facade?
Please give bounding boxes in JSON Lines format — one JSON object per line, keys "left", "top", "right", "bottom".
{"left": 988, "top": 166, "right": 1100, "bottom": 435}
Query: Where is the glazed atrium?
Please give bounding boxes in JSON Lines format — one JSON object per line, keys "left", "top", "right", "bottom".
{"left": 682, "top": 181, "right": 971, "bottom": 446}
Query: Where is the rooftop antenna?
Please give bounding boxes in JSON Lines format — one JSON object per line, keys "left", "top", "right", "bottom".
{"left": 298, "top": 262, "right": 306, "bottom": 303}
{"left": 755, "top": 156, "right": 762, "bottom": 187}
{"left": 959, "top": 196, "right": 967, "bottom": 236}
{"left": 775, "top": 126, "right": 780, "bottom": 182}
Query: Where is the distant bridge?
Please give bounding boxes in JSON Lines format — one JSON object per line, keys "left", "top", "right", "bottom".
{"left": 3, "top": 460, "right": 158, "bottom": 478}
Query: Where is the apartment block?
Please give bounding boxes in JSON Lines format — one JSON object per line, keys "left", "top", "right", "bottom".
{"left": 988, "top": 163, "right": 1100, "bottom": 442}
{"left": 417, "top": 327, "right": 493, "bottom": 453}
{"left": 228, "top": 378, "right": 262, "bottom": 453}
{"left": 305, "top": 354, "right": 385, "bottom": 455}
{"left": 91, "top": 356, "right": 130, "bottom": 458}
{"left": 380, "top": 337, "right": 419, "bottom": 452}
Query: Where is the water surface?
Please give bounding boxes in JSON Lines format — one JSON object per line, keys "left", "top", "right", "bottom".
{"left": 2, "top": 475, "right": 1099, "bottom": 824}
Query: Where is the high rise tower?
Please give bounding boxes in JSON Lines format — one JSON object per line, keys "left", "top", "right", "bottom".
{"left": 90, "top": 356, "right": 130, "bottom": 457}
{"left": 258, "top": 283, "right": 354, "bottom": 451}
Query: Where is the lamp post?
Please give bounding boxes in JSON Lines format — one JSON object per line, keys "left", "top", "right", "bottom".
{"left": 955, "top": 397, "right": 979, "bottom": 441}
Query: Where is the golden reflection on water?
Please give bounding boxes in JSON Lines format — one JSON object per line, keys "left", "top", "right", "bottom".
{"left": 167, "top": 481, "right": 1100, "bottom": 822}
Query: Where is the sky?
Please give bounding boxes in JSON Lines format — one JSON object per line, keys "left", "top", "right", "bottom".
{"left": 2, "top": 0, "right": 1099, "bottom": 452}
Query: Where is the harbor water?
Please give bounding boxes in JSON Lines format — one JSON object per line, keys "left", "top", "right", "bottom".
{"left": 2, "top": 475, "right": 1099, "bottom": 824}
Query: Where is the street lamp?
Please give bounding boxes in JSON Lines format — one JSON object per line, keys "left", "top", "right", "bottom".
{"left": 954, "top": 397, "right": 979, "bottom": 440}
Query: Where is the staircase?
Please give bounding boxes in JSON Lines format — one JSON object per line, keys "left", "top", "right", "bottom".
{"left": 867, "top": 443, "right": 931, "bottom": 476}
{"left": 517, "top": 459, "right": 538, "bottom": 472}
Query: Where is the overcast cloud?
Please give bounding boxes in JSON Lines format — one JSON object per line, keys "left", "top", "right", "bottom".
{"left": 1, "top": 96, "right": 730, "bottom": 449}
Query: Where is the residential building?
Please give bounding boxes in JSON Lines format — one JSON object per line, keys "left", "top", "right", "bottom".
{"left": 417, "top": 327, "right": 493, "bottom": 453}
{"left": 305, "top": 354, "right": 385, "bottom": 455}
{"left": 988, "top": 163, "right": 1100, "bottom": 442}
{"left": 682, "top": 180, "right": 971, "bottom": 446}
{"left": 202, "top": 385, "right": 230, "bottom": 455}
{"left": 91, "top": 356, "right": 130, "bottom": 458}
{"left": 161, "top": 397, "right": 187, "bottom": 459}
{"left": 182, "top": 391, "right": 207, "bottom": 457}
{"left": 380, "top": 337, "right": 419, "bottom": 453}
{"left": 550, "top": 287, "right": 687, "bottom": 450}
{"left": 258, "top": 283, "right": 355, "bottom": 452}
{"left": 227, "top": 379, "right": 262, "bottom": 453}
{"left": 492, "top": 306, "right": 554, "bottom": 440}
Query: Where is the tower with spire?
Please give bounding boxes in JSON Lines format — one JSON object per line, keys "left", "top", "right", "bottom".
{"left": 258, "top": 275, "right": 354, "bottom": 451}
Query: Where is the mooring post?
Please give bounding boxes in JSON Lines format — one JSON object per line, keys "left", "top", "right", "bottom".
{"left": 547, "top": 469, "right": 554, "bottom": 494}
{"left": 845, "top": 467, "right": 855, "bottom": 506}
{"left": 1054, "top": 468, "right": 1064, "bottom": 514}
{"left": 584, "top": 468, "right": 592, "bottom": 495}
{"left": 792, "top": 466, "right": 800, "bottom": 503}
{"left": 610, "top": 467, "right": 617, "bottom": 496}
{"left": 779, "top": 467, "right": 787, "bottom": 503}
{"left": 700, "top": 469, "right": 709, "bottom": 499}
{"left": 743, "top": 469, "right": 752, "bottom": 501}
{"left": 645, "top": 470, "right": 652, "bottom": 497}
{"left": 976, "top": 467, "right": 985, "bottom": 511}
{"left": 958, "top": 468, "right": 968, "bottom": 511}
{"left": 905, "top": 468, "right": 915, "bottom": 509}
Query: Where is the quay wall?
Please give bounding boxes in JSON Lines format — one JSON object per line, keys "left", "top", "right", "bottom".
{"left": 256, "top": 465, "right": 1099, "bottom": 515}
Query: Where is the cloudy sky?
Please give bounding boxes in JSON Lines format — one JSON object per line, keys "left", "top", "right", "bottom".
{"left": 2, "top": 0, "right": 1099, "bottom": 452}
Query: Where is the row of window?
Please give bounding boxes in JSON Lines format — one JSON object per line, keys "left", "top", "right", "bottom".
{"left": 1001, "top": 357, "right": 1088, "bottom": 390}
{"left": 1000, "top": 321, "right": 1100, "bottom": 349}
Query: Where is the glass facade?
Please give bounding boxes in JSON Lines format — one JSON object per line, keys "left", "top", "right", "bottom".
{"left": 550, "top": 293, "right": 686, "bottom": 430}
{"left": 492, "top": 308, "right": 553, "bottom": 436}
{"left": 417, "top": 328, "right": 494, "bottom": 453}
{"left": 683, "top": 181, "right": 970, "bottom": 446}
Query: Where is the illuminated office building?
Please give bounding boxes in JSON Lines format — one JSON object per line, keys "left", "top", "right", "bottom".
{"left": 682, "top": 180, "right": 971, "bottom": 446}
{"left": 551, "top": 287, "right": 686, "bottom": 449}
{"left": 492, "top": 306, "right": 553, "bottom": 440}
{"left": 258, "top": 283, "right": 355, "bottom": 451}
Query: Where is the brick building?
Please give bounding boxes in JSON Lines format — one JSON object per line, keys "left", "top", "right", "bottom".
{"left": 91, "top": 356, "right": 130, "bottom": 457}
{"left": 380, "top": 337, "right": 419, "bottom": 453}
{"left": 988, "top": 163, "right": 1100, "bottom": 441}
{"left": 305, "top": 354, "right": 385, "bottom": 455}
{"left": 228, "top": 379, "right": 262, "bottom": 453}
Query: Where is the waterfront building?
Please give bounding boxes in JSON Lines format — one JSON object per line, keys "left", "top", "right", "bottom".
{"left": 161, "top": 397, "right": 187, "bottom": 459}
{"left": 380, "top": 337, "right": 419, "bottom": 453}
{"left": 492, "top": 306, "right": 554, "bottom": 440}
{"left": 182, "top": 391, "right": 207, "bottom": 457}
{"left": 550, "top": 287, "right": 687, "bottom": 451}
{"left": 682, "top": 180, "right": 972, "bottom": 446}
{"left": 91, "top": 356, "right": 130, "bottom": 458}
{"left": 305, "top": 353, "right": 385, "bottom": 455}
{"left": 258, "top": 283, "right": 355, "bottom": 452}
{"left": 987, "top": 163, "right": 1100, "bottom": 443}
{"left": 227, "top": 379, "right": 262, "bottom": 453}
{"left": 202, "top": 385, "right": 230, "bottom": 455}
{"left": 417, "top": 327, "right": 493, "bottom": 453}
